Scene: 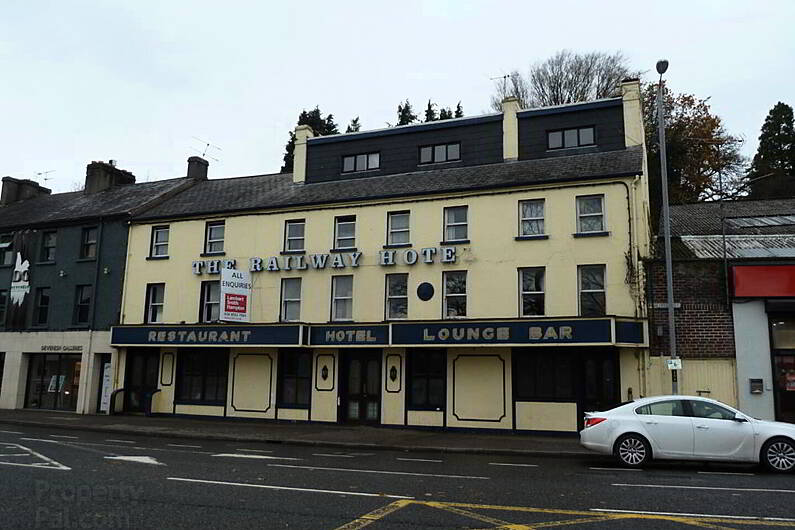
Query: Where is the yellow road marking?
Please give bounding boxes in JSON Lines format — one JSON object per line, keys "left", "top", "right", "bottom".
{"left": 336, "top": 499, "right": 795, "bottom": 529}
{"left": 333, "top": 499, "right": 411, "bottom": 530}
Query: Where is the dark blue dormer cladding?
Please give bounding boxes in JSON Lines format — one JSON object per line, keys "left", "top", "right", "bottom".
{"left": 305, "top": 116, "right": 503, "bottom": 184}
{"left": 518, "top": 99, "right": 625, "bottom": 160}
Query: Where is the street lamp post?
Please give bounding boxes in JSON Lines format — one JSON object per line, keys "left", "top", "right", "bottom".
{"left": 656, "top": 59, "right": 679, "bottom": 395}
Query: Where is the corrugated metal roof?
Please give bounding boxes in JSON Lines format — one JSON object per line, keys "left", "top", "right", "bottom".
{"left": 679, "top": 235, "right": 795, "bottom": 259}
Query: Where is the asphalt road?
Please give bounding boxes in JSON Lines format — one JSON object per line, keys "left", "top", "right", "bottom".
{"left": 1, "top": 424, "right": 794, "bottom": 529}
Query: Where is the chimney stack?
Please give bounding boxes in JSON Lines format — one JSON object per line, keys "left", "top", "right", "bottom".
{"left": 501, "top": 97, "right": 521, "bottom": 162}
{"left": 1, "top": 176, "right": 52, "bottom": 206}
{"left": 292, "top": 125, "right": 314, "bottom": 184}
{"left": 85, "top": 160, "right": 135, "bottom": 194}
{"left": 187, "top": 156, "right": 209, "bottom": 181}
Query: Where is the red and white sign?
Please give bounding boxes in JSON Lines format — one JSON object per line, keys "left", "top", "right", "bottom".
{"left": 221, "top": 268, "right": 252, "bottom": 322}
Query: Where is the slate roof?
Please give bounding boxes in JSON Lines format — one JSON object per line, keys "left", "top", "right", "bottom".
{"left": 0, "top": 177, "right": 191, "bottom": 229}
{"left": 668, "top": 199, "right": 795, "bottom": 237}
{"left": 136, "top": 146, "right": 643, "bottom": 221}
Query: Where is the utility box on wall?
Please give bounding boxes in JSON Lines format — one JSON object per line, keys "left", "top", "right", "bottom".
{"left": 749, "top": 378, "right": 764, "bottom": 395}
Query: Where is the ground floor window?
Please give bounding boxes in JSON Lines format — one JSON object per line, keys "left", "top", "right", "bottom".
{"left": 175, "top": 349, "right": 228, "bottom": 405}
{"left": 407, "top": 349, "right": 446, "bottom": 410}
{"left": 278, "top": 350, "right": 312, "bottom": 408}
{"left": 25, "top": 353, "right": 82, "bottom": 411}
{"left": 513, "top": 348, "right": 618, "bottom": 417}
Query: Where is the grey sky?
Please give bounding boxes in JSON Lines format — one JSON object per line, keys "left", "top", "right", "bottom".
{"left": 2, "top": 1, "right": 793, "bottom": 193}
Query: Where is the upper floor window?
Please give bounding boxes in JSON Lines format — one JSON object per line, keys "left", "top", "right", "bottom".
{"left": 284, "top": 220, "right": 305, "bottom": 252}
{"left": 204, "top": 221, "right": 224, "bottom": 254}
{"left": 334, "top": 215, "right": 356, "bottom": 250}
{"left": 34, "top": 287, "right": 51, "bottom": 326}
{"left": 40, "top": 231, "right": 56, "bottom": 262}
{"left": 145, "top": 283, "right": 165, "bottom": 324}
{"left": 73, "top": 285, "right": 93, "bottom": 325}
{"left": 80, "top": 227, "right": 97, "bottom": 259}
{"left": 420, "top": 142, "right": 460, "bottom": 164}
{"left": 576, "top": 195, "right": 605, "bottom": 233}
{"left": 519, "top": 200, "right": 545, "bottom": 236}
{"left": 199, "top": 281, "right": 220, "bottom": 322}
{"left": 385, "top": 273, "right": 408, "bottom": 320}
{"left": 150, "top": 226, "right": 169, "bottom": 257}
{"left": 0, "top": 234, "right": 11, "bottom": 266}
{"left": 331, "top": 275, "right": 353, "bottom": 321}
{"left": 579, "top": 265, "right": 606, "bottom": 317}
{"left": 520, "top": 268, "right": 545, "bottom": 317}
{"left": 443, "top": 206, "right": 468, "bottom": 242}
{"left": 342, "top": 152, "right": 380, "bottom": 173}
{"left": 443, "top": 271, "right": 467, "bottom": 318}
{"left": 0, "top": 289, "right": 7, "bottom": 325}
{"left": 387, "top": 211, "right": 410, "bottom": 246}
{"left": 548, "top": 126, "right": 595, "bottom": 150}
{"left": 280, "top": 278, "right": 302, "bottom": 322}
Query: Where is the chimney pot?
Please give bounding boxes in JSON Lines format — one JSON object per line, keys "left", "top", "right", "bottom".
{"left": 1, "top": 176, "right": 51, "bottom": 206}
{"left": 84, "top": 160, "right": 135, "bottom": 194}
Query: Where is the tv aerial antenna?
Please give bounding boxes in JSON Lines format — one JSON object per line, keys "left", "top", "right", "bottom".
{"left": 191, "top": 136, "right": 222, "bottom": 162}
{"left": 35, "top": 170, "right": 55, "bottom": 183}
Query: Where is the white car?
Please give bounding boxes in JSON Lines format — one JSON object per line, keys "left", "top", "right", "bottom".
{"left": 580, "top": 395, "right": 795, "bottom": 472}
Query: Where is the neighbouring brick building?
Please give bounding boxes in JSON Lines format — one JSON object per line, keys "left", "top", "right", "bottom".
{"left": 648, "top": 199, "right": 795, "bottom": 421}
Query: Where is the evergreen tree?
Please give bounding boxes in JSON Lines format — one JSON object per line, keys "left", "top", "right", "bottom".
{"left": 396, "top": 99, "right": 418, "bottom": 126}
{"left": 454, "top": 101, "right": 464, "bottom": 118}
{"left": 748, "top": 102, "right": 795, "bottom": 198}
{"left": 423, "top": 100, "right": 438, "bottom": 122}
{"left": 439, "top": 107, "right": 453, "bottom": 120}
{"left": 346, "top": 116, "right": 361, "bottom": 133}
{"left": 281, "top": 107, "right": 339, "bottom": 173}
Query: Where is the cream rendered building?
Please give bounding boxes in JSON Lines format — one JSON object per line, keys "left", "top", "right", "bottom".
{"left": 111, "top": 80, "right": 653, "bottom": 432}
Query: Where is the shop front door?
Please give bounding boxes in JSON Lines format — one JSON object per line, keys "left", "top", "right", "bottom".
{"left": 25, "top": 354, "right": 82, "bottom": 411}
{"left": 340, "top": 350, "right": 381, "bottom": 424}
{"left": 124, "top": 349, "right": 160, "bottom": 413}
{"left": 774, "top": 355, "right": 795, "bottom": 424}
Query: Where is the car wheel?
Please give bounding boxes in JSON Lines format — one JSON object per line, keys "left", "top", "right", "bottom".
{"left": 762, "top": 438, "right": 795, "bottom": 473}
{"left": 614, "top": 434, "right": 651, "bottom": 468}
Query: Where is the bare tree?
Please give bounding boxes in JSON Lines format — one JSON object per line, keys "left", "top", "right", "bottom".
{"left": 490, "top": 50, "right": 637, "bottom": 111}
{"left": 489, "top": 71, "right": 530, "bottom": 111}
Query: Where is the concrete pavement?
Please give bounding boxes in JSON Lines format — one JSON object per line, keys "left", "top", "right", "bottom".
{"left": 0, "top": 409, "right": 588, "bottom": 457}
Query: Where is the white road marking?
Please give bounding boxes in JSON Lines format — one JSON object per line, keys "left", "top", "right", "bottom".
{"left": 489, "top": 462, "right": 538, "bottom": 468}
{"left": 167, "top": 444, "right": 201, "bottom": 448}
{"left": 0, "top": 453, "right": 32, "bottom": 457}
{"left": 212, "top": 453, "right": 301, "bottom": 461}
{"left": 236, "top": 448, "right": 273, "bottom": 453}
{"left": 398, "top": 458, "right": 443, "bottom": 463}
{"left": 313, "top": 453, "right": 355, "bottom": 458}
{"left": 167, "top": 477, "right": 413, "bottom": 499}
{"left": 268, "top": 463, "right": 490, "bottom": 480}
{"left": 105, "top": 439, "right": 135, "bottom": 444}
{"left": 20, "top": 438, "right": 60, "bottom": 443}
{"left": 698, "top": 471, "right": 755, "bottom": 476}
{"left": 591, "top": 508, "right": 795, "bottom": 522}
{"left": 613, "top": 483, "right": 795, "bottom": 494}
{"left": 0, "top": 430, "right": 22, "bottom": 434}
{"left": 0, "top": 443, "right": 70, "bottom": 471}
{"left": 104, "top": 456, "right": 164, "bottom": 465}
{"left": 590, "top": 467, "right": 642, "bottom": 472}
{"left": 49, "top": 435, "right": 78, "bottom": 439}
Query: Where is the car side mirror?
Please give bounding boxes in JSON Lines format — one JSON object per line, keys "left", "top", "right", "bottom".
{"left": 733, "top": 414, "right": 748, "bottom": 423}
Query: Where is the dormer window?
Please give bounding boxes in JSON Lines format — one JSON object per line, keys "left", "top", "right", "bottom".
{"left": 419, "top": 142, "right": 460, "bottom": 164}
{"left": 342, "top": 152, "right": 380, "bottom": 173}
{"left": 548, "top": 127, "right": 595, "bottom": 150}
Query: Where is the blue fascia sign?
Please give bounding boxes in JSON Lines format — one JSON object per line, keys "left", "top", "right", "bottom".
{"left": 309, "top": 325, "right": 389, "bottom": 346}
{"left": 391, "top": 319, "right": 613, "bottom": 345}
{"left": 110, "top": 324, "right": 302, "bottom": 346}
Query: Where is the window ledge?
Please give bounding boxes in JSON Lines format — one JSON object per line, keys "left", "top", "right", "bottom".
{"left": 75, "top": 257, "right": 96, "bottom": 263}
{"left": 383, "top": 243, "right": 412, "bottom": 249}
{"left": 200, "top": 252, "right": 226, "bottom": 257}
{"left": 418, "top": 160, "right": 462, "bottom": 168}
{"left": 276, "top": 404, "right": 310, "bottom": 410}
{"left": 328, "top": 319, "right": 354, "bottom": 323}
{"left": 35, "top": 261, "right": 56, "bottom": 266}
{"left": 406, "top": 406, "right": 444, "bottom": 412}
{"left": 546, "top": 145, "right": 597, "bottom": 153}
{"left": 515, "top": 235, "right": 549, "bottom": 241}
{"left": 341, "top": 168, "right": 381, "bottom": 176}
{"left": 440, "top": 239, "right": 470, "bottom": 246}
{"left": 146, "top": 255, "right": 169, "bottom": 261}
{"left": 280, "top": 250, "right": 306, "bottom": 255}
{"left": 573, "top": 231, "right": 610, "bottom": 238}
{"left": 330, "top": 247, "right": 357, "bottom": 253}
